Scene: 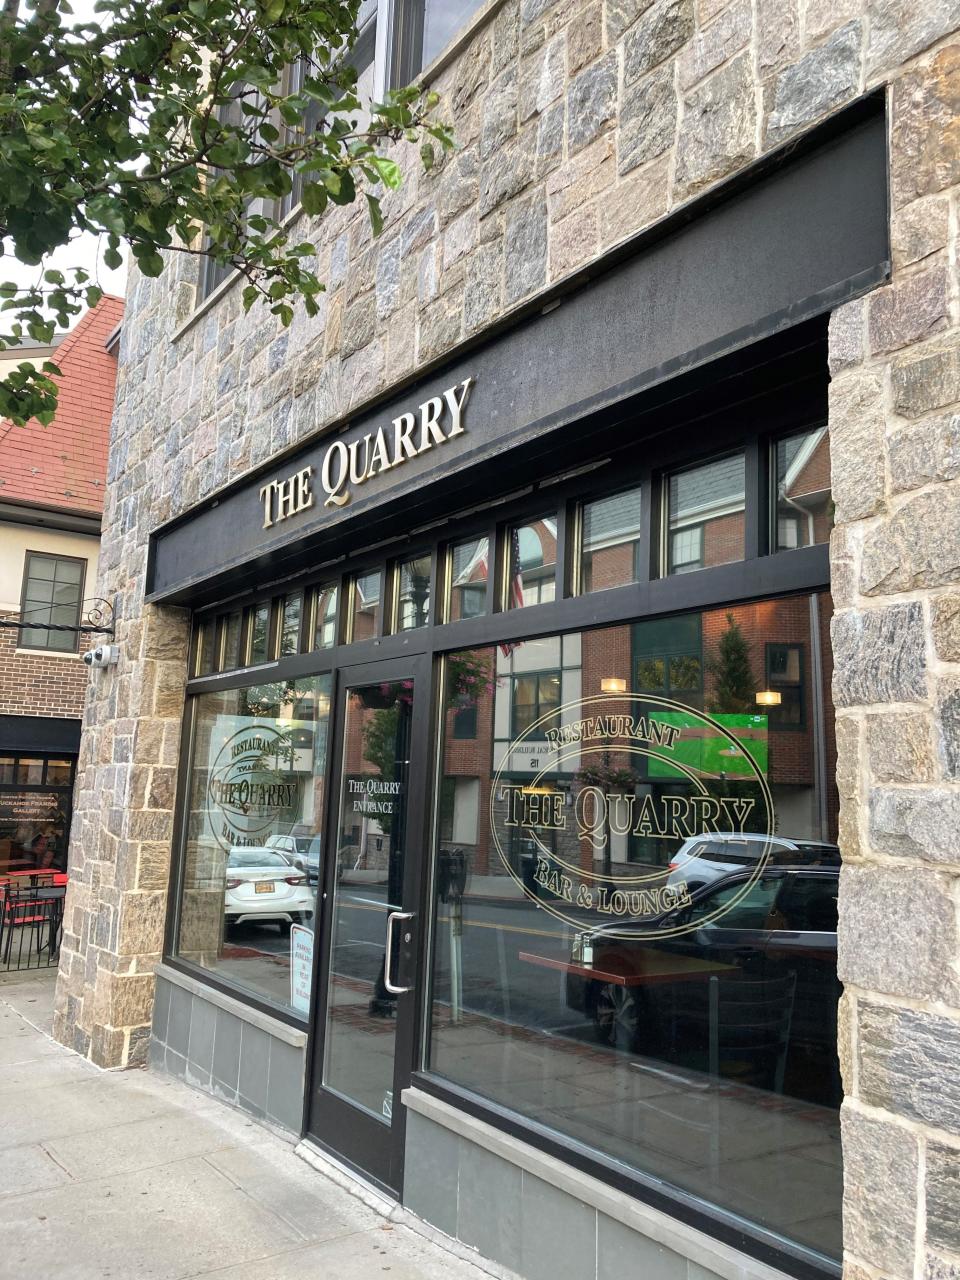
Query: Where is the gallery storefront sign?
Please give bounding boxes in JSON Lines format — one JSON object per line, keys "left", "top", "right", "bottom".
{"left": 490, "top": 693, "right": 775, "bottom": 938}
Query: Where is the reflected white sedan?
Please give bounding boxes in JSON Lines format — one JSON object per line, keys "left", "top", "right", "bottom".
{"left": 224, "top": 848, "right": 314, "bottom": 931}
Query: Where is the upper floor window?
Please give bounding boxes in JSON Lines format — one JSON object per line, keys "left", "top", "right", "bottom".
{"left": 578, "top": 485, "right": 644, "bottom": 594}
{"left": 278, "top": 8, "right": 378, "bottom": 222}
{"left": 506, "top": 518, "right": 557, "bottom": 610}
{"left": 774, "top": 426, "right": 832, "bottom": 550}
{"left": 446, "top": 536, "right": 489, "bottom": 622}
{"left": 665, "top": 453, "right": 745, "bottom": 576}
{"left": 395, "top": 554, "right": 432, "bottom": 632}
{"left": 19, "top": 553, "right": 85, "bottom": 653}
{"left": 418, "top": 0, "right": 489, "bottom": 69}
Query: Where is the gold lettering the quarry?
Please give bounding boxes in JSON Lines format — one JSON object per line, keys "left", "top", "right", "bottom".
{"left": 257, "top": 377, "right": 475, "bottom": 530}
{"left": 259, "top": 466, "right": 314, "bottom": 530}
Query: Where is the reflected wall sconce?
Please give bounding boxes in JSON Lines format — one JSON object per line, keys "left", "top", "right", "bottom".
{"left": 600, "top": 677, "right": 627, "bottom": 694}
{"left": 755, "top": 689, "right": 782, "bottom": 707}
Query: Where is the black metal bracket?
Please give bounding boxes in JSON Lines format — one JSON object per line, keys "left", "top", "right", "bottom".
{"left": 0, "top": 597, "right": 115, "bottom": 638}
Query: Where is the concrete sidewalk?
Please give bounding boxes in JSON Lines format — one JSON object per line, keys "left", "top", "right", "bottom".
{"left": 0, "top": 969, "right": 487, "bottom": 1280}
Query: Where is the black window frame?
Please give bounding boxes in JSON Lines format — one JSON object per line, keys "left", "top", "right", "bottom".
{"left": 576, "top": 481, "right": 646, "bottom": 596}
{"left": 663, "top": 448, "right": 747, "bottom": 579}
{"left": 18, "top": 551, "right": 86, "bottom": 655}
{"left": 451, "top": 701, "right": 478, "bottom": 739}
{"left": 445, "top": 533, "right": 492, "bottom": 622}
{"left": 393, "top": 550, "right": 434, "bottom": 634}
{"left": 765, "top": 640, "right": 806, "bottom": 730}
{"left": 510, "top": 669, "right": 562, "bottom": 741}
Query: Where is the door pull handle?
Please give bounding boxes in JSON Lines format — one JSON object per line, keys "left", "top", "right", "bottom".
{"left": 384, "top": 910, "right": 415, "bottom": 994}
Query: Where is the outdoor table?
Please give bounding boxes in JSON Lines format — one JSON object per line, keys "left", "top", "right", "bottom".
{"left": 518, "top": 949, "right": 737, "bottom": 986}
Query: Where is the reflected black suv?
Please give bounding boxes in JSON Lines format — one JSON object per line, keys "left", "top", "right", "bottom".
{"left": 564, "top": 866, "right": 841, "bottom": 1106}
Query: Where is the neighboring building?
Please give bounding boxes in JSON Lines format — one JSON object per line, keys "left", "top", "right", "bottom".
{"left": 0, "top": 298, "right": 123, "bottom": 877}
{"left": 50, "top": 9, "right": 960, "bottom": 1280}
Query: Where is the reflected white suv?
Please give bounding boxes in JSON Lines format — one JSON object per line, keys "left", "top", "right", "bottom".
{"left": 666, "top": 832, "right": 840, "bottom": 894}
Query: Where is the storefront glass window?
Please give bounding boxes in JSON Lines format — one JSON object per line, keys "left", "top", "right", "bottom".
{"left": 249, "top": 602, "right": 272, "bottom": 664}
{"left": 0, "top": 754, "right": 73, "bottom": 874}
{"left": 667, "top": 454, "right": 745, "bottom": 575}
{"left": 15, "top": 759, "right": 43, "bottom": 785}
{"left": 507, "top": 518, "right": 557, "bottom": 609}
{"left": 447, "top": 537, "right": 489, "bottom": 621}
{"left": 580, "top": 486, "right": 644, "bottom": 593}
{"left": 351, "top": 571, "right": 382, "bottom": 640}
{"left": 313, "top": 584, "right": 338, "bottom": 650}
{"left": 221, "top": 612, "right": 243, "bottom": 671}
{"left": 44, "top": 760, "right": 73, "bottom": 786}
{"left": 775, "top": 427, "right": 832, "bottom": 549}
{"left": 279, "top": 593, "right": 303, "bottom": 656}
{"left": 427, "top": 592, "right": 841, "bottom": 1262}
{"left": 396, "top": 555, "right": 432, "bottom": 632}
{"left": 197, "top": 618, "right": 217, "bottom": 676}
{"left": 175, "top": 675, "right": 331, "bottom": 1015}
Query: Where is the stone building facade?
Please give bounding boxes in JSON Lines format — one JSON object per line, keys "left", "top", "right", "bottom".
{"left": 54, "top": 4, "right": 960, "bottom": 1280}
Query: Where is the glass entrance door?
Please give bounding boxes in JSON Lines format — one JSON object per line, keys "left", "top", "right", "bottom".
{"left": 307, "top": 656, "right": 428, "bottom": 1194}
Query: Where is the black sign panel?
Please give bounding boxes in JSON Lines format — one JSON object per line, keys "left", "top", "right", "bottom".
{"left": 148, "top": 103, "right": 888, "bottom": 605}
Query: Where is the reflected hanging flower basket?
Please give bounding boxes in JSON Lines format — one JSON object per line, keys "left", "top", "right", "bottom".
{"left": 357, "top": 681, "right": 415, "bottom": 710}
{"left": 447, "top": 651, "right": 497, "bottom": 701}
{"left": 574, "top": 762, "right": 640, "bottom": 791}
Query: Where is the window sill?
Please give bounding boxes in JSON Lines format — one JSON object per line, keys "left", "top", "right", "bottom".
{"left": 417, "top": 0, "right": 511, "bottom": 87}
{"left": 404, "top": 1078, "right": 837, "bottom": 1280}
{"left": 155, "top": 961, "right": 307, "bottom": 1048}
{"left": 14, "top": 648, "right": 81, "bottom": 661}
{"left": 171, "top": 202, "right": 307, "bottom": 346}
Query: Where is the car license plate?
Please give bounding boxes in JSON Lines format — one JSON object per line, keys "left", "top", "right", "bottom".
{"left": 255, "top": 881, "right": 275, "bottom": 894}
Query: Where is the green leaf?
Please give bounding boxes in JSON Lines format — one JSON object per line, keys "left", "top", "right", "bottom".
{"left": 132, "top": 244, "right": 164, "bottom": 277}
{"left": 85, "top": 196, "right": 126, "bottom": 236}
{"left": 370, "top": 155, "right": 402, "bottom": 189}
{"left": 365, "top": 192, "right": 383, "bottom": 238}
{"left": 420, "top": 142, "right": 434, "bottom": 172}
{"left": 300, "top": 183, "right": 327, "bottom": 216}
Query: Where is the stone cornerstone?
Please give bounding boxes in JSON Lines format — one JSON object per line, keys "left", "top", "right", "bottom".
{"left": 54, "top": 2, "right": 960, "bottom": 1278}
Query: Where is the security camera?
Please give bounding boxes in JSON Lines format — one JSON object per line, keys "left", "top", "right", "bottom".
{"left": 83, "top": 644, "right": 119, "bottom": 668}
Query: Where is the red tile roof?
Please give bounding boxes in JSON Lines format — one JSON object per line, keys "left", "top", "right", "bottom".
{"left": 0, "top": 295, "right": 124, "bottom": 518}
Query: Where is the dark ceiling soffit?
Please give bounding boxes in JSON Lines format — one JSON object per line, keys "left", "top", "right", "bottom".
{"left": 0, "top": 715, "right": 81, "bottom": 754}
{"left": 147, "top": 92, "right": 889, "bottom": 606}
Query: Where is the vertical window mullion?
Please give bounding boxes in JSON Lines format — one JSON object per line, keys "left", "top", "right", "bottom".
{"left": 744, "top": 438, "right": 763, "bottom": 560}
{"left": 427, "top": 541, "right": 442, "bottom": 627}
{"left": 554, "top": 502, "right": 569, "bottom": 601}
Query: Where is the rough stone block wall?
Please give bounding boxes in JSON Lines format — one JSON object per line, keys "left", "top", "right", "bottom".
{"left": 54, "top": 1, "right": 960, "bottom": 1277}
{"left": 827, "top": 36, "right": 960, "bottom": 1275}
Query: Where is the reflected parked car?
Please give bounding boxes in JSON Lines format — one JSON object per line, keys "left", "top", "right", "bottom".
{"left": 224, "top": 848, "right": 314, "bottom": 931}
{"left": 666, "top": 832, "right": 840, "bottom": 894}
{"left": 565, "top": 867, "right": 841, "bottom": 1105}
{"left": 266, "top": 833, "right": 322, "bottom": 883}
